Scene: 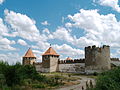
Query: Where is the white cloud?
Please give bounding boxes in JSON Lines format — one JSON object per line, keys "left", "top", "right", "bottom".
{"left": 0, "top": 18, "right": 16, "bottom": 51}
{"left": 0, "top": 18, "right": 8, "bottom": 36}
{"left": 0, "top": 52, "right": 21, "bottom": 64}
{"left": 65, "top": 23, "right": 73, "bottom": 28}
{"left": 48, "top": 26, "right": 99, "bottom": 47}
{"left": 33, "top": 41, "right": 50, "bottom": 50}
{"left": 17, "top": 39, "right": 27, "bottom": 46}
{"left": 0, "top": 0, "right": 4, "bottom": 4}
{"left": 32, "top": 50, "right": 42, "bottom": 62}
{"left": 0, "top": 36, "right": 16, "bottom": 51}
{"left": 42, "top": 28, "right": 50, "bottom": 34}
{"left": 98, "top": 0, "right": 120, "bottom": 13}
{"left": 41, "top": 21, "right": 50, "bottom": 25}
{"left": 4, "top": 10, "right": 41, "bottom": 41}
{"left": 33, "top": 50, "right": 42, "bottom": 54}
{"left": 49, "top": 27, "right": 74, "bottom": 43}
{"left": 53, "top": 44, "right": 84, "bottom": 59}
{"left": 65, "top": 9, "right": 120, "bottom": 47}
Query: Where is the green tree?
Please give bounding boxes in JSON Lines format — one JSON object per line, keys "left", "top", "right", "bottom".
{"left": 93, "top": 67, "right": 120, "bottom": 90}
{"left": 18, "top": 65, "right": 39, "bottom": 80}
{"left": 0, "top": 61, "right": 8, "bottom": 75}
{"left": 4, "top": 65, "right": 21, "bottom": 86}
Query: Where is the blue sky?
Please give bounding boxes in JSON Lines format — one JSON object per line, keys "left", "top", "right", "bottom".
{"left": 0, "top": 0, "right": 120, "bottom": 64}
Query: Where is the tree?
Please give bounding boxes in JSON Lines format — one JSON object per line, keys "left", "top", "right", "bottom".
{"left": 93, "top": 67, "right": 120, "bottom": 90}
{"left": 4, "top": 65, "right": 21, "bottom": 86}
{"left": 0, "top": 61, "right": 49, "bottom": 89}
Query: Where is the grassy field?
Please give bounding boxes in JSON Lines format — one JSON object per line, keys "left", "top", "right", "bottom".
{"left": 38, "top": 72, "right": 97, "bottom": 89}
{"left": 39, "top": 72, "right": 81, "bottom": 88}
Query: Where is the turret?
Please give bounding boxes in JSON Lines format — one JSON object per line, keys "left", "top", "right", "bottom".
{"left": 22, "top": 48, "right": 36, "bottom": 65}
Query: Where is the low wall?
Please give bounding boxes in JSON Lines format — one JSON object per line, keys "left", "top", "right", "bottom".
{"left": 59, "top": 59, "right": 85, "bottom": 64}
{"left": 58, "top": 63, "right": 85, "bottom": 73}
{"left": 111, "top": 61, "right": 120, "bottom": 66}
{"left": 35, "top": 63, "right": 50, "bottom": 72}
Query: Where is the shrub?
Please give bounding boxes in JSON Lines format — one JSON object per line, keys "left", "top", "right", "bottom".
{"left": 0, "top": 61, "right": 64, "bottom": 89}
{"left": 32, "top": 83, "right": 46, "bottom": 88}
{"left": 93, "top": 67, "right": 120, "bottom": 90}
{"left": 0, "top": 61, "right": 46, "bottom": 87}
{"left": 93, "top": 72, "right": 98, "bottom": 76}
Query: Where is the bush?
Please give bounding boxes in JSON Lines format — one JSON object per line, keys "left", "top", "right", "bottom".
{"left": 93, "top": 72, "right": 98, "bottom": 76}
{"left": 93, "top": 67, "right": 120, "bottom": 90}
{"left": 0, "top": 61, "right": 64, "bottom": 89}
{"left": 0, "top": 61, "right": 46, "bottom": 88}
{"left": 32, "top": 83, "right": 46, "bottom": 88}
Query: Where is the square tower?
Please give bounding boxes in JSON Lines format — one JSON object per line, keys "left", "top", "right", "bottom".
{"left": 22, "top": 48, "right": 36, "bottom": 65}
{"left": 42, "top": 47, "right": 60, "bottom": 72}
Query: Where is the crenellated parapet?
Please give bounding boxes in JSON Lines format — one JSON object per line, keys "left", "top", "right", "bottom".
{"left": 59, "top": 58, "right": 85, "bottom": 64}
{"left": 34, "top": 62, "right": 42, "bottom": 65}
{"left": 111, "top": 58, "right": 120, "bottom": 61}
{"left": 85, "top": 45, "right": 110, "bottom": 53}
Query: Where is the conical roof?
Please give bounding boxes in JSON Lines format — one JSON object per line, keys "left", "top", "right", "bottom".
{"left": 66, "top": 57, "right": 72, "bottom": 60}
{"left": 23, "top": 48, "right": 36, "bottom": 58}
{"left": 42, "top": 47, "right": 59, "bottom": 56}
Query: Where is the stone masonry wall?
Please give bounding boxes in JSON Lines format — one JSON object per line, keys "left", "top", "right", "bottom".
{"left": 85, "top": 45, "right": 111, "bottom": 73}
{"left": 23, "top": 57, "right": 36, "bottom": 65}
{"left": 58, "top": 63, "right": 85, "bottom": 73}
{"left": 59, "top": 59, "right": 85, "bottom": 64}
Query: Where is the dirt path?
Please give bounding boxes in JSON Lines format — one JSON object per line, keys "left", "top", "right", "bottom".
{"left": 56, "top": 76, "right": 95, "bottom": 90}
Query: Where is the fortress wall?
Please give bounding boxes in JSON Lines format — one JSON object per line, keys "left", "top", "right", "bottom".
{"left": 85, "top": 45, "right": 111, "bottom": 73}
{"left": 35, "top": 63, "right": 42, "bottom": 72}
{"left": 35, "top": 63, "right": 50, "bottom": 72}
{"left": 111, "top": 60, "right": 120, "bottom": 67}
{"left": 59, "top": 59, "right": 85, "bottom": 64}
{"left": 58, "top": 63, "right": 85, "bottom": 73}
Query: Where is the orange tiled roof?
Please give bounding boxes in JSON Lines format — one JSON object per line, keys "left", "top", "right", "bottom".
{"left": 66, "top": 57, "right": 72, "bottom": 60}
{"left": 42, "top": 47, "right": 59, "bottom": 56}
{"left": 23, "top": 48, "right": 36, "bottom": 58}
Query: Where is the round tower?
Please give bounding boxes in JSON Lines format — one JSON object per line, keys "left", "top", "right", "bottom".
{"left": 85, "top": 45, "right": 111, "bottom": 74}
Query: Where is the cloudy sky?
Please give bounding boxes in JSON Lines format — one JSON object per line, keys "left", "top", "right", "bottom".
{"left": 0, "top": 0, "right": 120, "bottom": 64}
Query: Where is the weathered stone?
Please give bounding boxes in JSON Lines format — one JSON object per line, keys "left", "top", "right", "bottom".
{"left": 85, "top": 45, "right": 111, "bottom": 74}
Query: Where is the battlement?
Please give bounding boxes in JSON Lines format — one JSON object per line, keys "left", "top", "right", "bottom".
{"left": 85, "top": 45, "right": 109, "bottom": 50}
{"left": 34, "top": 62, "right": 42, "bottom": 65}
{"left": 111, "top": 58, "right": 120, "bottom": 61}
{"left": 85, "top": 45, "right": 110, "bottom": 53}
{"left": 59, "top": 58, "right": 85, "bottom": 64}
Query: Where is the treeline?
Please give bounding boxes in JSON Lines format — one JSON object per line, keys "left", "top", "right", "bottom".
{"left": 0, "top": 61, "right": 63, "bottom": 89}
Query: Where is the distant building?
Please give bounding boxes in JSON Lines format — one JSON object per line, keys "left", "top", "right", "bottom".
{"left": 22, "top": 45, "right": 120, "bottom": 74}
{"left": 66, "top": 57, "right": 72, "bottom": 60}
{"left": 22, "top": 48, "right": 36, "bottom": 65}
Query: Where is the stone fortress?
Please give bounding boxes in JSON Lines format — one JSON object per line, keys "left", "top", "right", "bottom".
{"left": 22, "top": 45, "right": 120, "bottom": 74}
